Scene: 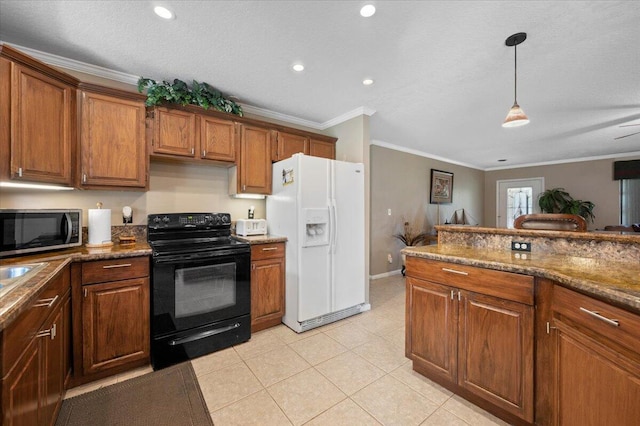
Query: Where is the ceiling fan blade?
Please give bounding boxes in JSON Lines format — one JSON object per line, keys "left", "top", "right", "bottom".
{"left": 614, "top": 131, "right": 640, "bottom": 140}
{"left": 619, "top": 124, "right": 640, "bottom": 127}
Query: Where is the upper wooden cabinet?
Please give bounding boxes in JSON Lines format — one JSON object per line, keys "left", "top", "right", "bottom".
{"left": 0, "top": 45, "right": 78, "bottom": 186}
{"left": 149, "top": 106, "right": 237, "bottom": 163}
{"left": 79, "top": 86, "right": 148, "bottom": 189}
{"left": 230, "top": 124, "right": 272, "bottom": 195}
{"left": 272, "top": 132, "right": 336, "bottom": 162}
{"left": 309, "top": 138, "right": 336, "bottom": 160}
{"left": 273, "top": 131, "right": 308, "bottom": 162}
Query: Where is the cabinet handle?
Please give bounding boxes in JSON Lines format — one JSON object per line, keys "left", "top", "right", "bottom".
{"left": 242, "top": 184, "right": 246, "bottom": 192}
{"left": 252, "top": 264, "right": 256, "bottom": 270}
{"left": 202, "top": 150, "right": 206, "bottom": 157}
{"left": 579, "top": 307, "right": 620, "bottom": 327}
{"left": 34, "top": 295, "right": 59, "bottom": 308}
{"left": 36, "top": 323, "right": 57, "bottom": 340}
{"left": 191, "top": 148, "right": 195, "bottom": 155}
{"left": 450, "top": 290, "right": 454, "bottom": 300}
{"left": 261, "top": 247, "right": 278, "bottom": 251}
{"left": 18, "top": 167, "right": 23, "bottom": 177}
{"left": 102, "top": 263, "right": 132, "bottom": 269}
{"left": 458, "top": 291, "right": 461, "bottom": 301}
{"left": 84, "top": 288, "right": 88, "bottom": 298}
{"left": 83, "top": 173, "right": 87, "bottom": 183}
{"left": 442, "top": 267, "right": 468, "bottom": 276}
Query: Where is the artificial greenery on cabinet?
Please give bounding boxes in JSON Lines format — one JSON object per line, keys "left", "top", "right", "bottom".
{"left": 137, "top": 77, "right": 243, "bottom": 116}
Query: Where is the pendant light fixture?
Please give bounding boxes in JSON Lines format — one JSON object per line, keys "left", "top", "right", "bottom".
{"left": 503, "top": 32, "right": 530, "bottom": 128}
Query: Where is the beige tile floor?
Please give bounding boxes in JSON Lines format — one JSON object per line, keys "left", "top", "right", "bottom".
{"left": 66, "top": 275, "right": 510, "bottom": 425}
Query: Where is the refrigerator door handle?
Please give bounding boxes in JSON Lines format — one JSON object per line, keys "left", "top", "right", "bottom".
{"left": 332, "top": 199, "right": 338, "bottom": 254}
{"left": 329, "top": 201, "right": 337, "bottom": 254}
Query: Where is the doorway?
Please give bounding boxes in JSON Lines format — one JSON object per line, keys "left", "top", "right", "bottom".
{"left": 496, "top": 178, "right": 544, "bottom": 228}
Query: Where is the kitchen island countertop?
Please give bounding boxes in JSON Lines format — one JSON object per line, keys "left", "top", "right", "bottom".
{"left": 403, "top": 244, "right": 640, "bottom": 314}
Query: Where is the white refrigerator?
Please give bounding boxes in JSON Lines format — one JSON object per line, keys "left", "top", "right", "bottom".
{"left": 267, "top": 154, "right": 370, "bottom": 332}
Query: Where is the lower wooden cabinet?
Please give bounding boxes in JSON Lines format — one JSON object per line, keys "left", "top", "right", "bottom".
{"left": 1, "top": 266, "right": 71, "bottom": 426}
{"left": 71, "top": 256, "right": 150, "bottom": 385}
{"left": 406, "top": 257, "right": 534, "bottom": 424}
{"left": 547, "top": 285, "right": 640, "bottom": 426}
{"left": 250, "top": 242, "right": 285, "bottom": 332}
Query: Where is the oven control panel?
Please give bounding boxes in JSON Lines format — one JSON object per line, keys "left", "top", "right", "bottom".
{"left": 147, "top": 213, "right": 231, "bottom": 230}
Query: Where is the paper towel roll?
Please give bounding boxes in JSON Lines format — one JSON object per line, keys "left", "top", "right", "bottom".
{"left": 88, "top": 209, "right": 111, "bottom": 245}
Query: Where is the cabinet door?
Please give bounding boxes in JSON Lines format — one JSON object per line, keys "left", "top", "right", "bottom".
{"left": 80, "top": 91, "right": 147, "bottom": 188}
{"left": 40, "top": 303, "right": 64, "bottom": 426}
{"left": 406, "top": 277, "right": 457, "bottom": 383}
{"left": 82, "top": 278, "right": 150, "bottom": 375}
{"left": 1, "top": 338, "right": 41, "bottom": 426}
{"left": 152, "top": 107, "right": 197, "bottom": 157}
{"left": 201, "top": 115, "right": 236, "bottom": 162}
{"left": 309, "top": 138, "right": 335, "bottom": 160}
{"left": 551, "top": 321, "right": 640, "bottom": 426}
{"left": 10, "top": 63, "right": 73, "bottom": 185}
{"left": 274, "top": 131, "right": 308, "bottom": 161}
{"left": 238, "top": 124, "right": 272, "bottom": 194}
{"left": 251, "top": 256, "right": 285, "bottom": 332}
{"left": 458, "top": 291, "right": 534, "bottom": 422}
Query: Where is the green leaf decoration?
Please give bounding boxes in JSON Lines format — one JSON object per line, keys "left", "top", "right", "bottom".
{"left": 137, "top": 77, "right": 243, "bottom": 116}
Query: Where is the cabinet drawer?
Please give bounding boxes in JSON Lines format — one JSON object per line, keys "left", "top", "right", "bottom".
{"left": 82, "top": 256, "right": 149, "bottom": 284}
{"left": 251, "top": 243, "right": 285, "bottom": 261}
{"left": 1, "top": 267, "right": 69, "bottom": 377}
{"left": 552, "top": 285, "right": 640, "bottom": 355}
{"left": 405, "top": 257, "right": 534, "bottom": 305}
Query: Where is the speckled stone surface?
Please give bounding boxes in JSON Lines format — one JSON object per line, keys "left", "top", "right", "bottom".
{"left": 436, "top": 225, "right": 640, "bottom": 262}
{"left": 0, "top": 242, "right": 151, "bottom": 330}
{"left": 403, "top": 244, "right": 640, "bottom": 314}
{"left": 232, "top": 235, "right": 288, "bottom": 244}
{"left": 81, "top": 225, "right": 147, "bottom": 245}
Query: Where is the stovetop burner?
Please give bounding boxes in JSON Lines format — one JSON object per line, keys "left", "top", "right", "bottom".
{"left": 147, "top": 213, "right": 249, "bottom": 258}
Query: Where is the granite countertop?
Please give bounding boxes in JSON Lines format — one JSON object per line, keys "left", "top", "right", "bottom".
{"left": 0, "top": 242, "right": 151, "bottom": 330}
{"left": 403, "top": 244, "right": 640, "bottom": 314}
{"left": 233, "top": 235, "right": 288, "bottom": 244}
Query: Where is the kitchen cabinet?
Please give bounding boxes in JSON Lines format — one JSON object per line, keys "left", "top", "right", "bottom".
{"left": 272, "top": 131, "right": 308, "bottom": 162}
{"left": 72, "top": 256, "right": 150, "bottom": 385}
{"left": 229, "top": 124, "right": 273, "bottom": 195}
{"left": 309, "top": 138, "right": 336, "bottom": 160}
{"left": 546, "top": 285, "right": 640, "bottom": 426}
{"left": 405, "top": 257, "right": 534, "bottom": 424}
{"left": 1, "top": 265, "right": 71, "bottom": 426}
{"left": 0, "top": 45, "right": 77, "bottom": 186}
{"left": 250, "top": 242, "right": 285, "bottom": 332}
{"left": 272, "top": 132, "right": 337, "bottom": 162}
{"left": 79, "top": 85, "right": 148, "bottom": 189}
{"left": 149, "top": 106, "right": 237, "bottom": 163}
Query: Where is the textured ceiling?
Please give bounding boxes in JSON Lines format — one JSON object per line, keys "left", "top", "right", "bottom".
{"left": 1, "top": 0, "right": 639, "bottom": 169}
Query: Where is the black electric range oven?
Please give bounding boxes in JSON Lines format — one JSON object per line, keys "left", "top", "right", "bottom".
{"left": 148, "top": 213, "right": 251, "bottom": 370}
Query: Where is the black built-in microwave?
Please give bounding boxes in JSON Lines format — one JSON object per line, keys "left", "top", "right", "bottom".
{"left": 0, "top": 209, "right": 82, "bottom": 257}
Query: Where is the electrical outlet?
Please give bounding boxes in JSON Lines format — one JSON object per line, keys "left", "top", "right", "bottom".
{"left": 123, "top": 215, "right": 133, "bottom": 224}
{"left": 511, "top": 241, "right": 531, "bottom": 252}
{"left": 387, "top": 209, "right": 392, "bottom": 216}
{"left": 387, "top": 253, "right": 393, "bottom": 263}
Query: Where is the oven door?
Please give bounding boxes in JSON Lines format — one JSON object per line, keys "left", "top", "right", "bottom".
{"left": 151, "top": 248, "right": 250, "bottom": 339}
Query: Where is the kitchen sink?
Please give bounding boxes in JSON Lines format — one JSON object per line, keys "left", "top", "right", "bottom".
{"left": 0, "top": 262, "right": 48, "bottom": 296}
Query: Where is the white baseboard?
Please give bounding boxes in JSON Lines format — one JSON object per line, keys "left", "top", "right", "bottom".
{"left": 369, "top": 269, "right": 402, "bottom": 280}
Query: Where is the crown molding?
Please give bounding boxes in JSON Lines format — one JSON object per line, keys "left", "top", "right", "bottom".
{"left": 484, "top": 151, "right": 640, "bottom": 171}
{"left": 4, "top": 42, "right": 140, "bottom": 86}
{"left": 370, "top": 139, "right": 484, "bottom": 170}
{"left": 4, "top": 41, "right": 375, "bottom": 131}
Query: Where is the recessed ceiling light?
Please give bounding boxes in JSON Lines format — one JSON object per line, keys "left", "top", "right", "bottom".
{"left": 292, "top": 64, "right": 305, "bottom": 72}
{"left": 154, "top": 6, "right": 175, "bottom": 20}
{"left": 360, "top": 5, "right": 376, "bottom": 17}
{"left": 362, "top": 78, "right": 374, "bottom": 86}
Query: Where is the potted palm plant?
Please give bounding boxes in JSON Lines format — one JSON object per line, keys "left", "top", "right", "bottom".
{"left": 394, "top": 221, "right": 429, "bottom": 276}
{"left": 538, "top": 188, "right": 595, "bottom": 223}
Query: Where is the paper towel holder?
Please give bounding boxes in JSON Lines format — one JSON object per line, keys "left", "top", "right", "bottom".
{"left": 86, "top": 202, "right": 114, "bottom": 248}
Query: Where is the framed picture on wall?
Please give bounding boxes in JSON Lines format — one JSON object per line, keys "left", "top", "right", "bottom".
{"left": 430, "top": 169, "right": 453, "bottom": 204}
